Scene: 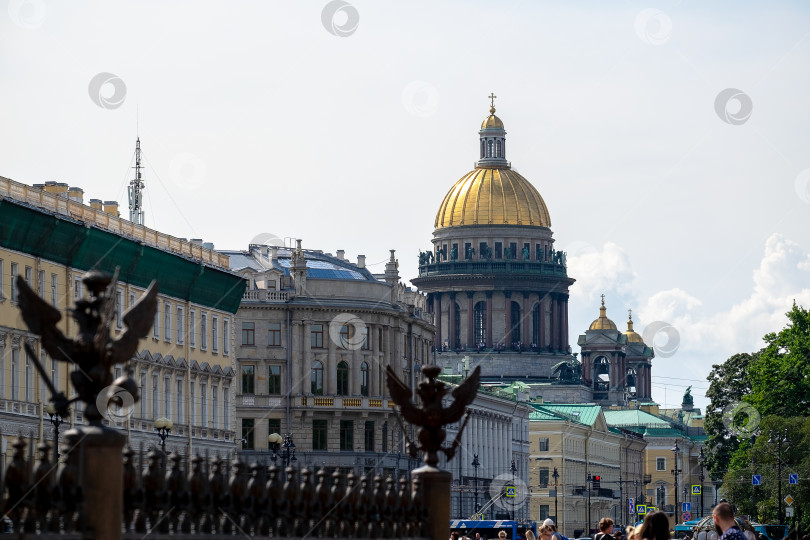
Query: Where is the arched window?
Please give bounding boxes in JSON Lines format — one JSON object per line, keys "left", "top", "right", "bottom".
{"left": 336, "top": 361, "right": 349, "bottom": 395}
{"left": 481, "top": 139, "right": 486, "bottom": 158}
{"left": 510, "top": 301, "right": 521, "bottom": 344}
{"left": 487, "top": 140, "right": 493, "bottom": 157}
{"left": 593, "top": 356, "right": 609, "bottom": 391}
{"left": 532, "top": 303, "right": 540, "bottom": 346}
{"left": 496, "top": 140, "right": 502, "bottom": 157}
{"left": 474, "top": 301, "right": 487, "bottom": 345}
{"left": 360, "top": 362, "right": 369, "bottom": 396}
{"left": 626, "top": 367, "right": 638, "bottom": 394}
{"left": 311, "top": 360, "right": 324, "bottom": 395}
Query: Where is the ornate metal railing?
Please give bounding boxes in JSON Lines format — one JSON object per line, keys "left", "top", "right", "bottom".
{"left": 0, "top": 437, "right": 429, "bottom": 539}
{"left": 417, "top": 260, "right": 568, "bottom": 277}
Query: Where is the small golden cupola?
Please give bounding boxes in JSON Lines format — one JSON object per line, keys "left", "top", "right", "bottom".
{"left": 625, "top": 309, "right": 645, "bottom": 343}
{"left": 589, "top": 294, "right": 617, "bottom": 330}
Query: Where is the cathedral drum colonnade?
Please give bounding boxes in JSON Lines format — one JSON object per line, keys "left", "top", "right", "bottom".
{"left": 413, "top": 96, "right": 576, "bottom": 380}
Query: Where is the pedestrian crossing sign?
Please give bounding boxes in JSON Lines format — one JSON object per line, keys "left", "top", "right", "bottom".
{"left": 638, "top": 505, "right": 647, "bottom": 515}
{"left": 692, "top": 485, "right": 701, "bottom": 495}
{"left": 505, "top": 486, "right": 517, "bottom": 497}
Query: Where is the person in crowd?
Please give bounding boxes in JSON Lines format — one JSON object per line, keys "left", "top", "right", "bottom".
{"left": 539, "top": 525, "right": 554, "bottom": 540}
{"left": 526, "top": 528, "right": 537, "bottom": 540}
{"left": 635, "top": 511, "right": 671, "bottom": 540}
{"left": 595, "top": 518, "right": 615, "bottom": 540}
{"left": 543, "top": 519, "right": 565, "bottom": 540}
{"left": 626, "top": 526, "right": 637, "bottom": 540}
{"left": 712, "top": 502, "right": 746, "bottom": 540}
{"left": 499, "top": 531, "right": 508, "bottom": 540}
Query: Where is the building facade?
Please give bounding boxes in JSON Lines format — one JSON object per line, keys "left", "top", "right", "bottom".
{"left": 0, "top": 176, "right": 245, "bottom": 459}
{"left": 224, "top": 241, "right": 435, "bottom": 477}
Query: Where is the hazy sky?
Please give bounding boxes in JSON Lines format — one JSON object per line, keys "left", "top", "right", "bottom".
{"left": 3, "top": 1, "right": 810, "bottom": 411}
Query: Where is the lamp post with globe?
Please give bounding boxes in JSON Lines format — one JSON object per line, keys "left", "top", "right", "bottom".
{"left": 154, "top": 417, "right": 173, "bottom": 453}
{"left": 45, "top": 402, "right": 65, "bottom": 459}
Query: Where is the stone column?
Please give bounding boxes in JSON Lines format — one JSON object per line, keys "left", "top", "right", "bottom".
{"left": 563, "top": 296, "right": 569, "bottom": 351}
{"left": 435, "top": 294, "right": 443, "bottom": 349}
{"left": 448, "top": 292, "right": 457, "bottom": 349}
{"left": 522, "top": 293, "right": 530, "bottom": 346}
{"left": 504, "top": 291, "right": 512, "bottom": 346}
{"left": 539, "top": 294, "right": 547, "bottom": 349}
{"left": 550, "top": 295, "right": 559, "bottom": 351}
{"left": 291, "top": 321, "right": 303, "bottom": 393}
{"left": 467, "top": 292, "right": 475, "bottom": 349}
{"left": 485, "top": 292, "right": 493, "bottom": 348}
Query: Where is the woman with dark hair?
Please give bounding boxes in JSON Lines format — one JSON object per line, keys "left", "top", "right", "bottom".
{"left": 636, "top": 511, "right": 671, "bottom": 540}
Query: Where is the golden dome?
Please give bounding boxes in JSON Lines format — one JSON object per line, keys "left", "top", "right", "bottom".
{"left": 589, "top": 297, "right": 617, "bottom": 330}
{"left": 625, "top": 310, "right": 644, "bottom": 343}
{"left": 482, "top": 107, "right": 504, "bottom": 129}
{"left": 434, "top": 167, "right": 551, "bottom": 229}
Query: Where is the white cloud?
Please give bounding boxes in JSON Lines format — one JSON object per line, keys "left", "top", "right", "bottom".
{"left": 566, "top": 241, "right": 638, "bottom": 304}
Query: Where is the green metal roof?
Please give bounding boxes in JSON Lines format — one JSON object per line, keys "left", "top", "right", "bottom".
{"left": 603, "top": 409, "right": 670, "bottom": 428}
{"left": 530, "top": 403, "right": 602, "bottom": 426}
{"left": 0, "top": 198, "right": 245, "bottom": 313}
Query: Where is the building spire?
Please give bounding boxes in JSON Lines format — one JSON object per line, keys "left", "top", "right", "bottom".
{"left": 489, "top": 92, "right": 497, "bottom": 112}
{"left": 476, "top": 93, "right": 509, "bottom": 169}
{"left": 627, "top": 308, "right": 635, "bottom": 332}
{"left": 128, "top": 137, "right": 145, "bottom": 225}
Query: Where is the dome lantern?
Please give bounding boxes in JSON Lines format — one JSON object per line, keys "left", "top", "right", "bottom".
{"left": 625, "top": 308, "right": 645, "bottom": 343}
{"left": 477, "top": 93, "right": 509, "bottom": 169}
{"left": 589, "top": 294, "right": 617, "bottom": 330}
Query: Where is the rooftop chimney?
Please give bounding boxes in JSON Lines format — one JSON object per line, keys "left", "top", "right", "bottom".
{"left": 357, "top": 255, "right": 366, "bottom": 268}
{"left": 68, "top": 186, "right": 84, "bottom": 203}
{"left": 103, "top": 200, "right": 120, "bottom": 217}
{"left": 89, "top": 198, "right": 103, "bottom": 210}
{"left": 336, "top": 250, "right": 345, "bottom": 260}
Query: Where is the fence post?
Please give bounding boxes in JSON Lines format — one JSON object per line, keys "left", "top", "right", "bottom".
{"left": 414, "top": 465, "right": 452, "bottom": 540}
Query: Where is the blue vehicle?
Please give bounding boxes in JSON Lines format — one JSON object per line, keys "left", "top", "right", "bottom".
{"left": 750, "top": 524, "right": 787, "bottom": 540}
{"left": 450, "top": 520, "right": 537, "bottom": 540}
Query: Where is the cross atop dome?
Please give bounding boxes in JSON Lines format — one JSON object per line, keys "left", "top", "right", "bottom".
{"left": 488, "top": 92, "right": 497, "bottom": 113}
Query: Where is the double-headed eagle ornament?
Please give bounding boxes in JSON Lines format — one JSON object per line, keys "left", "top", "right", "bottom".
{"left": 386, "top": 364, "right": 480, "bottom": 467}
{"left": 16, "top": 270, "right": 158, "bottom": 424}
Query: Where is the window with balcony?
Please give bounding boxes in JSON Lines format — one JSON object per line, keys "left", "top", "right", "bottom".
{"left": 268, "top": 365, "right": 281, "bottom": 394}
{"left": 336, "top": 361, "right": 349, "bottom": 396}
{"left": 311, "top": 324, "right": 324, "bottom": 348}
{"left": 241, "top": 365, "right": 255, "bottom": 394}
{"left": 241, "top": 419, "right": 254, "bottom": 449}
{"left": 241, "top": 321, "right": 255, "bottom": 346}
{"left": 360, "top": 362, "right": 369, "bottom": 396}
{"left": 313, "top": 419, "right": 327, "bottom": 450}
{"left": 340, "top": 420, "right": 353, "bottom": 451}
{"left": 268, "top": 322, "right": 281, "bottom": 346}
{"left": 364, "top": 421, "right": 375, "bottom": 451}
{"left": 311, "top": 361, "right": 324, "bottom": 395}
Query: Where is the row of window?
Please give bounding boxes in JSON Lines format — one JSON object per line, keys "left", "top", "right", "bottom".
{"left": 240, "top": 418, "right": 386, "bottom": 452}
{"left": 0, "top": 346, "right": 59, "bottom": 402}
{"left": 435, "top": 241, "right": 553, "bottom": 262}
{"left": 134, "top": 370, "right": 231, "bottom": 430}
{"left": 240, "top": 361, "right": 371, "bottom": 396}
{"left": 240, "top": 322, "right": 371, "bottom": 350}
{"left": 0, "top": 261, "right": 59, "bottom": 306}
{"left": 153, "top": 302, "right": 230, "bottom": 355}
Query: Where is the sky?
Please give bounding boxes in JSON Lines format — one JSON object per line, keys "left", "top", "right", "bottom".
{"left": 2, "top": 0, "right": 810, "bottom": 411}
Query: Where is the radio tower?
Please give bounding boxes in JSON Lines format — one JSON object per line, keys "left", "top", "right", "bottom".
{"left": 128, "top": 137, "right": 145, "bottom": 225}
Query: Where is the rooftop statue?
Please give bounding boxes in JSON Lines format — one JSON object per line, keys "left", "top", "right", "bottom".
{"left": 16, "top": 270, "right": 158, "bottom": 424}
{"left": 683, "top": 385, "right": 694, "bottom": 406}
{"left": 386, "top": 364, "right": 480, "bottom": 467}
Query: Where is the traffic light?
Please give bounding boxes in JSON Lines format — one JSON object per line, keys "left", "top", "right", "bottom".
{"left": 593, "top": 475, "right": 601, "bottom": 489}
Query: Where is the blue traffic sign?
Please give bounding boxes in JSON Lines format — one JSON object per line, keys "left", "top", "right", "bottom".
{"left": 629, "top": 498, "right": 635, "bottom": 514}
{"left": 682, "top": 502, "right": 691, "bottom": 512}
{"left": 752, "top": 475, "right": 762, "bottom": 486}
{"left": 789, "top": 474, "right": 799, "bottom": 485}
{"left": 692, "top": 485, "right": 702, "bottom": 495}
{"left": 505, "top": 486, "right": 517, "bottom": 497}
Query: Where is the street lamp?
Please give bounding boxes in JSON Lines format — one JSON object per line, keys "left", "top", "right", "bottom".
{"left": 552, "top": 467, "right": 560, "bottom": 525}
{"left": 698, "top": 447, "right": 705, "bottom": 518}
{"left": 587, "top": 473, "right": 593, "bottom": 535}
{"left": 268, "top": 432, "right": 297, "bottom": 467}
{"left": 472, "top": 454, "right": 481, "bottom": 515}
{"left": 768, "top": 429, "right": 790, "bottom": 524}
{"left": 154, "top": 417, "right": 173, "bottom": 453}
{"left": 45, "top": 402, "right": 65, "bottom": 460}
{"left": 672, "top": 440, "right": 681, "bottom": 526}
{"left": 510, "top": 459, "right": 517, "bottom": 522}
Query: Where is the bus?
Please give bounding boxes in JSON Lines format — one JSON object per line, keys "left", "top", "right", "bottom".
{"left": 450, "top": 520, "right": 537, "bottom": 540}
{"left": 751, "top": 524, "right": 787, "bottom": 540}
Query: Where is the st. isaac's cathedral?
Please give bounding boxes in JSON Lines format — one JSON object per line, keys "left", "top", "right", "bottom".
{"left": 412, "top": 97, "right": 654, "bottom": 406}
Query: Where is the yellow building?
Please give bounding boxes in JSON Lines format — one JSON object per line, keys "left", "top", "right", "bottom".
{"left": 530, "top": 403, "right": 647, "bottom": 538}
{"left": 0, "top": 176, "right": 246, "bottom": 456}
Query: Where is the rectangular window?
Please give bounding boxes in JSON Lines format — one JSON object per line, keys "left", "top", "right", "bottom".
{"left": 212, "top": 385, "right": 218, "bottom": 428}
{"left": 361, "top": 326, "right": 369, "bottom": 350}
{"left": 151, "top": 375, "right": 158, "bottom": 418}
{"left": 164, "top": 377, "right": 171, "bottom": 418}
{"left": 24, "top": 266, "right": 32, "bottom": 286}
{"left": 223, "top": 387, "right": 230, "bottom": 430}
{"left": 538, "top": 437, "right": 549, "bottom": 451}
{"left": 189, "top": 382, "right": 195, "bottom": 425}
{"left": 268, "top": 418, "right": 281, "bottom": 438}
{"left": 0, "top": 259, "right": 4, "bottom": 300}
{"left": 212, "top": 316, "right": 219, "bottom": 352}
{"left": 10, "top": 348, "right": 19, "bottom": 400}
{"left": 464, "top": 242, "right": 471, "bottom": 259}
{"left": 201, "top": 383, "right": 207, "bottom": 427}
{"left": 177, "top": 307, "right": 184, "bottom": 344}
{"left": 538, "top": 505, "right": 550, "bottom": 521}
{"left": 164, "top": 302, "right": 172, "bottom": 342}
{"left": 364, "top": 421, "right": 375, "bottom": 451}
{"left": 222, "top": 318, "right": 230, "bottom": 355}
{"left": 268, "top": 365, "right": 281, "bottom": 394}
{"left": 539, "top": 467, "right": 549, "bottom": 487}
{"left": 37, "top": 270, "right": 45, "bottom": 297}
{"left": 189, "top": 311, "right": 196, "bottom": 347}
{"left": 241, "top": 365, "right": 255, "bottom": 394}
{"left": 656, "top": 457, "right": 666, "bottom": 471}
{"left": 268, "top": 323, "right": 282, "bottom": 346}
{"left": 73, "top": 276, "right": 82, "bottom": 300}
{"left": 313, "top": 419, "right": 327, "bottom": 450}
{"left": 11, "top": 263, "right": 19, "bottom": 302}
{"left": 382, "top": 421, "right": 388, "bottom": 452}
{"left": 153, "top": 303, "right": 160, "bottom": 339}
{"left": 116, "top": 289, "right": 124, "bottom": 329}
{"left": 51, "top": 356, "right": 59, "bottom": 394}
{"left": 241, "top": 321, "right": 254, "bottom": 346}
{"left": 201, "top": 312, "right": 208, "bottom": 350}
{"left": 340, "top": 420, "right": 354, "bottom": 451}
{"left": 241, "top": 418, "right": 254, "bottom": 449}
{"left": 536, "top": 243, "right": 542, "bottom": 261}
{"left": 311, "top": 324, "right": 324, "bottom": 348}
{"left": 139, "top": 373, "right": 146, "bottom": 417}
{"left": 494, "top": 242, "right": 502, "bottom": 259}
{"left": 176, "top": 379, "right": 184, "bottom": 424}
{"left": 509, "top": 242, "right": 517, "bottom": 259}
{"left": 479, "top": 242, "right": 488, "bottom": 259}
{"left": 129, "top": 291, "right": 136, "bottom": 309}
{"left": 24, "top": 350, "right": 32, "bottom": 401}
